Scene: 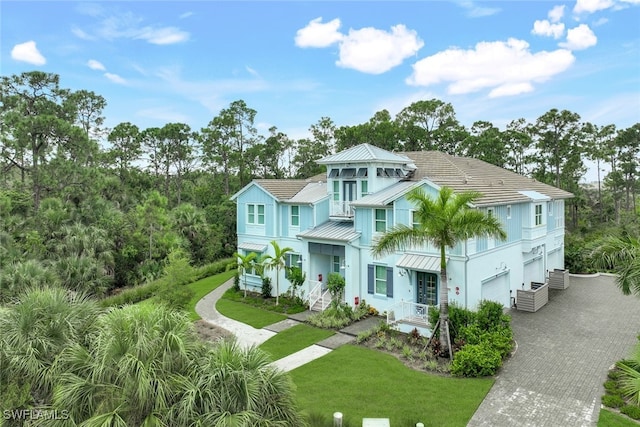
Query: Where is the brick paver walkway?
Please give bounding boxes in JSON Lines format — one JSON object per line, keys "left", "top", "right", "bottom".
{"left": 468, "top": 274, "right": 640, "bottom": 427}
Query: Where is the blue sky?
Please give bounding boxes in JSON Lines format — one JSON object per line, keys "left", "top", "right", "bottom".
{"left": 2, "top": 0, "right": 639, "bottom": 145}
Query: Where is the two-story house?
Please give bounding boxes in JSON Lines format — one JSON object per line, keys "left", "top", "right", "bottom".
{"left": 231, "top": 143, "right": 572, "bottom": 330}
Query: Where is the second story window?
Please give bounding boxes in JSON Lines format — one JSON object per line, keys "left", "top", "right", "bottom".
{"left": 291, "top": 205, "right": 300, "bottom": 227}
{"left": 247, "top": 204, "right": 265, "bottom": 225}
{"left": 333, "top": 181, "right": 339, "bottom": 201}
{"left": 375, "top": 209, "right": 387, "bottom": 232}
{"left": 535, "top": 204, "right": 542, "bottom": 226}
{"left": 411, "top": 210, "right": 420, "bottom": 229}
{"left": 361, "top": 180, "right": 368, "bottom": 197}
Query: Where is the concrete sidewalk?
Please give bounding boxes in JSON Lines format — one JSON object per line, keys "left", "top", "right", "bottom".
{"left": 195, "top": 279, "right": 353, "bottom": 372}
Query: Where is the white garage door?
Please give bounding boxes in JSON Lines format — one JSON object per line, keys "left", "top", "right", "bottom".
{"left": 524, "top": 257, "right": 544, "bottom": 287}
{"left": 481, "top": 273, "right": 510, "bottom": 308}
{"left": 547, "top": 248, "right": 563, "bottom": 272}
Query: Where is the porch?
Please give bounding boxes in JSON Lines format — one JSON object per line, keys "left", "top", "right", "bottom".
{"left": 386, "top": 300, "right": 432, "bottom": 334}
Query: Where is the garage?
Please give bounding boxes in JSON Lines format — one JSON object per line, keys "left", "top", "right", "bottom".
{"left": 524, "top": 256, "right": 544, "bottom": 287}
{"left": 547, "top": 248, "right": 563, "bottom": 272}
{"left": 481, "top": 272, "right": 511, "bottom": 308}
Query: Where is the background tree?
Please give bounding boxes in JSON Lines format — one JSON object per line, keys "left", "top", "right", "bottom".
{"left": 372, "top": 187, "right": 507, "bottom": 356}
{"left": 395, "top": 99, "right": 459, "bottom": 152}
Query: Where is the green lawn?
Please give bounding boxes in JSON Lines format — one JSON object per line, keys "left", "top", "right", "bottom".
{"left": 186, "top": 269, "right": 237, "bottom": 320}
{"left": 598, "top": 408, "right": 640, "bottom": 427}
{"left": 290, "top": 345, "right": 493, "bottom": 427}
{"left": 259, "top": 324, "right": 335, "bottom": 360}
{"left": 216, "top": 298, "right": 287, "bottom": 328}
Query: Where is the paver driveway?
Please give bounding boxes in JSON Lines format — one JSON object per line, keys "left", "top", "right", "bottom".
{"left": 468, "top": 274, "right": 640, "bottom": 427}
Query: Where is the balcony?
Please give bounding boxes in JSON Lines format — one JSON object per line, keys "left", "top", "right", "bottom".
{"left": 330, "top": 200, "right": 354, "bottom": 219}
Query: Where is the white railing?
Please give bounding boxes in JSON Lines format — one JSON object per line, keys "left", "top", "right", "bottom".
{"left": 387, "top": 300, "right": 430, "bottom": 326}
{"left": 308, "top": 280, "right": 322, "bottom": 310}
{"left": 330, "top": 200, "right": 354, "bottom": 217}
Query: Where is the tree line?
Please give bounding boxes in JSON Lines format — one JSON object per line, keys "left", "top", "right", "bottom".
{"left": 1, "top": 71, "right": 638, "bottom": 299}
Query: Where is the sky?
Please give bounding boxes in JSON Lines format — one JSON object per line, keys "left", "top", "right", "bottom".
{"left": 2, "top": 0, "right": 639, "bottom": 169}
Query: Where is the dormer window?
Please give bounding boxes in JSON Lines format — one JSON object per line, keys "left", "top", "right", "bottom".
{"left": 384, "top": 168, "right": 395, "bottom": 177}
{"left": 357, "top": 168, "right": 368, "bottom": 177}
{"left": 329, "top": 169, "right": 339, "bottom": 178}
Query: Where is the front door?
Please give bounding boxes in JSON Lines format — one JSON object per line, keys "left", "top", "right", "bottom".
{"left": 343, "top": 181, "right": 356, "bottom": 201}
{"left": 417, "top": 272, "right": 438, "bottom": 305}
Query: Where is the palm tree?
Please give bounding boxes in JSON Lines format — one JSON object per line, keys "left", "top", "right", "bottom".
{"left": 232, "top": 251, "right": 258, "bottom": 297}
{"left": 590, "top": 233, "right": 640, "bottom": 296}
{"left": 372, "top": 186, "right": 507, "bottom": 356}
{"left": 262, "top": 240, "right": 293, "bottom": 306}
{"left": 0, "top": 286, "right": 101, "bottom": 406}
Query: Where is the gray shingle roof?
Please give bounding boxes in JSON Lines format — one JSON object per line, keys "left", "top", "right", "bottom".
{"left": 401, "top": 151, "right": 573, "bottom": 206}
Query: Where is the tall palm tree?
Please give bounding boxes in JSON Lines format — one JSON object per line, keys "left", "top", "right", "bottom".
{"left": 372, "top": 186, "right": 507, "bottom": 356}
{"left": 590, "top": 233, "right": 640, "bottom": 296}
{"left": 262, "top": 240, "right": 293, "bottom": 306}
{"left": 232, "top": 251, "right": 258, "bottom": 297}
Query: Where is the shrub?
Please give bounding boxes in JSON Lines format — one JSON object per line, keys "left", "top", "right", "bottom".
{"left": 100, "top": 282, "right": 160, "bottom": 307}
{"left": 232, "top": 273, "right": 240, "bottom": 292}
{"left": 192, "top": 257, "right": 236, "bottom": 280}
{"left": 326, "top": 272, "right": 345, "bottom": 304}
{"left": 476, "top": 300, "right": 510, "bottom": 331}
{"left": 156, "top": 280, "right": 194, "bottom": 311}
{"left": 429, "top": 303, "right": 476, "bottom": 343}
{"left": 604, "top": 380, "right": 622, "bottom": 395}
{"left": 261, "top": 277, "right": 272, "bottom": 299}
{"left": 451, "top": 343, "right": 502, "bottom": 377}
{"left": 601, "top": 394, "right": 625, "bottom": 408}
{"left": 621, "top": 405, "right": 640, "bottom": 420}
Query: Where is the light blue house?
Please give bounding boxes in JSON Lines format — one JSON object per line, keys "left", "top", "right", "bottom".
{"left": 231, "top": 144, "right": 572, "bottom": 330}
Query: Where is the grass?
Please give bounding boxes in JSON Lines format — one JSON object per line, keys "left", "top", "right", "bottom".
{"left": 290, "top": 345, "right": 493, "bottom": 427}
{"left": 186, "top": 269, "right": 236, "bottom": 320}
{"left": 598, "top": 408, "right": 640, "bottom": 427}
{"left": 216, "top": 298, "right": 287, "bottom": 328}
{"left": 259, "top": 324, "right": 335, "bottom": 360}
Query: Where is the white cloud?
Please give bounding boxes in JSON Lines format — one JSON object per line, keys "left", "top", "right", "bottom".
{"left": 72, "top": 26, "right": 95, "bottom": 40}
{"left": 137, "top": 107, "right": 190, "bottom": 123}
{"left": 11, "top": 41, "right": 46, "bottom": 65}
{"left": 336, "top": 25, "right": 424, "bottom": 74}
{"left": 87, "top": 59, "right": 106, "bottom": 71}
{"left": 592, "top": 17, "right": 609, "bottom": 26}
{"left": 179, "top": 11, "right": 193, "bottom": 19}
{"left": 549, "top": 5, "right": 565, "bottom": 22}
{"left": 246, "top": 66, "right": 260, "bottom": 78}
{"left": 560, "top": 24, "right": 597, "bottom": 50}
{"left": 574, "top": 0, "right": 614, "bottom": 13}
{"left": 135, "top": 26, "right": 189, "bottom": 45}
{"left": 532, "top": 20, "right": 565, "bottom": 38}
{"left": 295, "top": 17, "right": 343, "bottom": 48}
{"left": 406, "top": 38, "right": 575, "bottom": 98}
{"left": 458, "top": 1, "right": 501, "bottom": 17}
{"left": 104, "top": 73, "right": 127, "bottom": 84}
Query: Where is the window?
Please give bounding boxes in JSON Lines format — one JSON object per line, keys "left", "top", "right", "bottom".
{"left": 384, "top": 168, "right": 395, "bottom": 177}
{"left": 333, "top": 181, "right": 339, "bottom": 201}
{"left": 361, "top": 180, "right": 368, "bottom": 197}
{"left": 375, "top": 265, "right": 387, "bottom": 295}
{"left": 285, "top": 253, "right": 301, "bottom": 278}
{"left": 487, "top": 208, "right": 493, "bottom": 218}
{"left": 375, "top": 209, "right": 387, "bottom": 232}
{"left": 377, "top": 168, "right": 384, "bottom": 177}
{"left": 357, "top": 168, "right": 368, "bottom": 177}
{"left": 329, "top": 169, "right": 339, "bottom": 178}
{"left": 535, "top": 204, "right": 543, "bottom": 226}
{"left": 340, "top": 168, "right": 356, "bottom": 178}
{"left": 247, "top": 204, "right": 265, "bottom": 225}
{"left": 411, "top": 210, "right": 420, "bottom": 229}
{"left": 548, "top": 201, "right": 553, "bottom": 216}
{"left": 368, "top": 265, "right": 393, "bottom": 297}
{"left": 242, "top": 250, "right": 261, "bottom": 276}
{"left": 332, "top": 256, "right": 341, "bottom": 273}
{"left": 506, "top": 205, "right": 512, "bottom": 219}
{"left": 290, "top": 205, "right": 300, "bottom": 227}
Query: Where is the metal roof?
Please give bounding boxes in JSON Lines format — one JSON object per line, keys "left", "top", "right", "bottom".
{"left": 287, "top": 182, "right": 329, "bottom": 204}
{"left": 318, "top": 143, "right": 412, "bottom": 165}
{"left": 518, "top": 190, "right": 551, "bottom": 201}
{"left": 396, "top": 253, "right": 443, "bottom": 272}
{"left": 351, "top": 181, "right": 420, "bottom": 207}
{"left": 297, "top": 221, "right": 361, "bottom": 242}
{"left": 238, "top": 242, "right": 267, "bottom": 252}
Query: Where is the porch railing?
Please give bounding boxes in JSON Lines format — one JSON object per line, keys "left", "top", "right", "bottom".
{"left": 330, "top": 200, "right": 354, "bottom": 218}
{"left": 308, "top": 280, "right": 323, "bottom": 310}
{"left": 387, "top": 300, "right": 431, "bottom": 327}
